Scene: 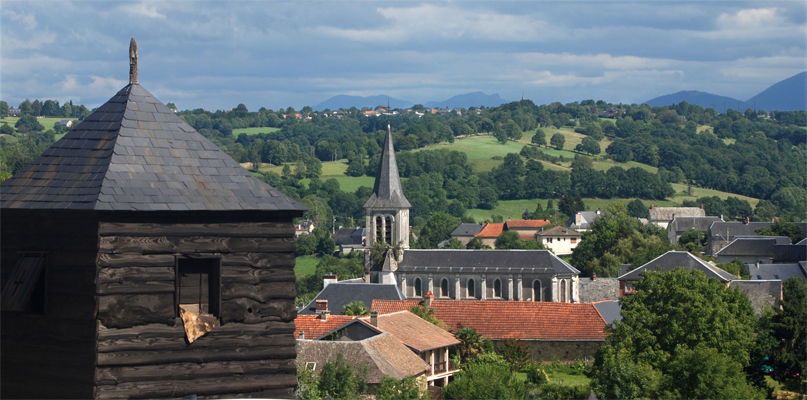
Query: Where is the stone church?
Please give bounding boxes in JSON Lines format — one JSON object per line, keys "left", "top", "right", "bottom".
{"left": 364, "top": 126, "right": 580, "bottom": 303}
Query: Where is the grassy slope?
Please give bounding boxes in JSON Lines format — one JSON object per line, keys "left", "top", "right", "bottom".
{"left": 232, "top": 126, "right": 280, "bottom": 136}
{"left": 244, "top": 160, "right": 375, "bottom": 193}
{"left": 1, "top": 116, "right": 78, "bottom": 141}
{"left": 295, "top": 255, "right": 319, "bottom": 276}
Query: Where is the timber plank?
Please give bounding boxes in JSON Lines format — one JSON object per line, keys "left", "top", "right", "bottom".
{"left": 99, "top": 221, "right": 293, "bottom": 237}
{"left": 94, "top": 359, "right": 295, "bottom": 385}
{"left": 97, "top": 331, "right": 295, "bottom": 353}
{"left": 98, "top": 293, "right": 175, "bottom": 328}
{"left": 96, "top": 343, "right": 296, "bottom": 366}
{"left": 98, "top": 236, "right": 294, "bottom": 254}
{"left": 95, "top": 372, "right": 296, "bottom": 399}
{"left": 221, "top": 297, "right": 295, "bottom": 323}
{"left": 98, "top": 266, "right": 175, "bottom": 284}
{"left": 221, "top": 252, "right": 295, "bottom": 268}
{"left": 98, "top": 253, "right": 176, "bottom": 268}
{"left": 98, "top": 320, "right": 293, "bottom": 339}
{"left": 221, "top": 282, "right": 295, "bottom": 302}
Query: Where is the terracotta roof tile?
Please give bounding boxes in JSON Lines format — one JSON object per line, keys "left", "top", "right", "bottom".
{"left": 294, "top": 315, "right": 357, "bottom": 339}
{"left": 372, "top": 300, "right": 607, "bottom": 341}
{"left": 475, "top": 223, "right": 504, "bottom": 238}
{"left": 506, "top": 219, "right": 551, "bottom": 229}
{"left": 376, "top": 311, "right": 460, "bottom": 352}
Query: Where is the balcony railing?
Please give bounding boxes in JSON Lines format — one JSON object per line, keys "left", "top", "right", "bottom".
{"left": 432, "top": 360, "right": 458, "bottom": 375}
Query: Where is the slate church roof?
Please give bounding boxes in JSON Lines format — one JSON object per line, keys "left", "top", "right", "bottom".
{"left": 364, "top": 124, "right": 410, "bottom": 209}
{"left": 299, "top": 281, "right": 405, "bottom": 315}
{"left": 397, "top": 249, "right": 580, "bottom": 275}
{"left": 618, "top": 251, "right": 736, "bottom": 282}
{"left": 2, "top": 41, "right": 304, "bottom": 212}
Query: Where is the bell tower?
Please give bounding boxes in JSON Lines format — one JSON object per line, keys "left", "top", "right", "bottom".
{"left": 364, "top": 123, "right": 410, "bottom": 250}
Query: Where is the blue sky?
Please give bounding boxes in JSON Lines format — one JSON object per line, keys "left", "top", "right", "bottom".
{"left": 1, "top": 1, "right": 805, "bottom": 110}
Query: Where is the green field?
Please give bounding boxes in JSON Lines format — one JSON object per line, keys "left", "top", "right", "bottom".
{"left": 295, "top": 255, "right": 319, "bottom": 277}
{"left": 232, "top": 126, "right": 280, "bottom": 136}
{"left": 466, "top": 197, "right": 681, "bottom": 222}
{"left": 247, "top": 160, "right": 375, "bottom": 193}
{"left": 670, "top": 183, "right": 759, "bottom": 206}
{"left": 1, "top": 116, "right": 77, "bottom": 132}
{"left": 547, "top": 372, "right": 591, "bottom": 387}
{"left": 419, "top": 135, "right": 528, "bottom": 172}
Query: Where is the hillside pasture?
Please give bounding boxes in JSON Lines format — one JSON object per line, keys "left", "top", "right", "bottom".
{"left": 1, "top": 116, "right": 77, "bottom": 132}
{"left": 232, "top": 126, "right": 280, "bottom": 136}
{"left": 466, "top": 197, "right": 681, "bottom": 223}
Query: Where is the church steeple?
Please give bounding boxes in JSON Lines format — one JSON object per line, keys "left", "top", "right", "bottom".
{"left": 364, "top": 123, "right": 411, "bottom": 209}
{"left": 364, "top": 123, "right": 410, "bottom": 252}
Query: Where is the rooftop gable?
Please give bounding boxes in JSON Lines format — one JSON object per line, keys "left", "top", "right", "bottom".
{"left": 299, "top": 282, "right": 405, "bottom": 315}
{"left": 364, "top": 124, "right": 410, "bottom": 209}
{"left": 375, "top": 311, "right": 460, "bottom": 352}
{"left": 648, "top": 207, "right": 705, "bottom": 221}
{"left": 474, "top": 223, "right": 504, "bottom": 238}
{"left": 505, "top": 219, "right": 551, "bottom": 229}
{"left": 618, "top": 251, "right": 735, "bottom": 282}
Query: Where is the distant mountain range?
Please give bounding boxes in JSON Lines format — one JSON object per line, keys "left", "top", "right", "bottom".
{"left": 314, "top": 91, "right": 507, "bottom": 111}
{"left": 644, "top": 72, "right": 806, "bottom": 112}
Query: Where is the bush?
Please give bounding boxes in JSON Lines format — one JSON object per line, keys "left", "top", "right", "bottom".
{"left": 375, "top": 376, "right": 425, "bottom": 400}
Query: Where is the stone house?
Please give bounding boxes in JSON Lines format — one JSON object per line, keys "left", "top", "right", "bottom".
{"left": 537, "top": 226, "right": 582, "bottom": 255}
{"left": 647, "top": 206, "right": 705, "bottom": 229}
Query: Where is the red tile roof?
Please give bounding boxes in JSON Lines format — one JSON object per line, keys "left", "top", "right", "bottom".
{"left": 294, "top": 315, "right": 357, "bottom": 339}
{"left": 506, "top": 219, "right": 551, "bottom": 229}
{"left": 371, "top": 300, "right": 607, "bottom": 341}
{"left": 475, "top": 223, "right": 504, "bottom": 238}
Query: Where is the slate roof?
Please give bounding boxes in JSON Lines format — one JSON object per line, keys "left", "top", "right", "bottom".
{"left": 746, "top": 262, "right": 807, "bottom": 281}
{"left": 648, "top": 206, "right": 705, "bottom": 221}
{"left": 364, "top": 125, "right": 410, "bottom": 209}
{"left": 505, "top": 219, "right": 551, "bottom": 229}
{"left": 716, "top": 237, "right": 790, "bottom": 257}
{"left": 334, "top": 227, "right": 365, "bottom": 245}
{"left": 296, "top": 332, "right": 428, "bottom": 383}
{"left": 567, "top": 211, "right": 601, "bottom": 230}
{"left": 1, "top": 84, "right": 305, "bottom": 212}
{"left": 451, "top": 223, "right": 483, "bottom": 237}
{"left": 372, "top": 300, "right": 607, "bottom": 341}
{"left": 537, "top": 226, "right": 581, "bottom": 237}
{"left": 299, "top": 282, "right": 405, "bottom": 315}
{"left": 774, "top": 244, "right": 807, "bottom": 263}
{"left": 668, "top": 216, "right": 723, "bottom": 232}
{"left": 397, "top": 249, "right": 580, "bottom": 275}
{"left": 618, "top": 251, "right": 736, "bottom": 282}
{"left": 375, "top": 311, "right": 461, "bottom": 352}
{"left": 709, "top": 222, "right": 772, "bottom": 239}
{"left": 593, "top": 300, "right": 622, "bottom": 326}
{"left": 475, "top": 223, "right": 504, "bottom": 238}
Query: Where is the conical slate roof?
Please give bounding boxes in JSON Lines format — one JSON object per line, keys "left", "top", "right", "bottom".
{"left": 1, "top": 84, "right": 305, "bottom": 212}
{"left": 363, "top": 125, "right": 410, "bottom": 209}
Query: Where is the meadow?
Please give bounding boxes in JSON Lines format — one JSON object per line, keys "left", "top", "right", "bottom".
{"left": 232, "top": 126, "right": 280, "bottom": 136}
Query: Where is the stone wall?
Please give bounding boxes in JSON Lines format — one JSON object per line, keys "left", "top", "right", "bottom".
{"left": 579, "top": 277, "right": 619, "bottom": 303}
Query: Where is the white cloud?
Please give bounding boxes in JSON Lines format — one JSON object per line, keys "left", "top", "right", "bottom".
{"left": 2, "top": 9, "right": 38, "bottom": 30}
{"left": 60, "top": 75, "right": 79, "bottom": 91}
{"left": 318, "top": 4, "right": 551, "bottom": 42}
{"left": 117, "top": 1, "right": 166, "bottom": 19}
{"left": 700, "top": 8, "right": 798, "bottom": 39}
{"left": 88, "top": 75, "right": 126, "bottom": 92}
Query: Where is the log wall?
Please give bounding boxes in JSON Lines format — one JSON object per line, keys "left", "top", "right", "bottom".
{"left": 94, "top": 216, "right": 298, "bottom": 399}
{"left": 1, "top": 210, "right": 99, "bottom": 399}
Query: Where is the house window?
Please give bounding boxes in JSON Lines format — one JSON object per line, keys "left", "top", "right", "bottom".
{"left": 560, "top": 279, "right": 567, "bottom": 303}
{"left": 176, "top": 257, "right": 221, "bottom": 317}
{"left": 467, "top": 279, "right": 475, "bottom": 298}
{"left": 1, "top": 252, "right": 46, "bottom": 313}
{"left": 414, "top": 278, "right": 422, "bottom": 297}
{"left": 440, "top": 278, "right": 449, "bottom": 298}
{"left": 547, "top": 238, "right": 553, "bottom": 243}
{"left": 533, "top": 280, "right": 542, "bottom": 302}
{"left": 571, "top": 238, "right": 577, "bottom": 244}
{"left": 493, "top": 279, "right": 502, "bottom": 298}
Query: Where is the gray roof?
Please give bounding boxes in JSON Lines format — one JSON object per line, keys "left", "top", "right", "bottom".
{"left": 397, "top": 249, "right": 580, "bottom": 275}
{"left": 300, "top": 282, "right": 405, "bottom": 315}
{"left": 567, "top": 211, "right": 601, "bottom": 230}
{"left": 593, "top": 301, "right": 622, "bottom": 326}
{"left": 364, "top": 125, "right": 411, "bottom": 209}
{"left": 619, "top": 251, "right": 735, "bottom": 282}
{"left": 774, "top": 244, "right": 807, "bottom": 263}
{"left": 746, "top": 262, "right": 807, "bottom": 281}
{"left": 451, "top": 223, "right": 483, "bottom": 237}
{"left": 334, "top": 227, "right": 365, "bottom": 245}
{"left": 730, "top": 280, "right": 782, "bottom": 315}
{"left": 709, "top": 222, "right": 772, "bottom": 239}
{"left": 1, "top": 84, "right": 305, "bottom": 212}
{"left": 716, "top": 237, "right": 790, "bottom": 257}
{"left": 668, "top": 216, "right": 723, "bottom": 232}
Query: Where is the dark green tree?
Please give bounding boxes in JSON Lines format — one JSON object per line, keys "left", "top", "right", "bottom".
{"left": 343, "top": 300, "right": 370, "bottom": 316}
{"left": 531, "top": 129, "right": 546, "bottom": 146}
{"left": 415, "top": 212, "right": 460, "bottom": 248}
{"left": 575, "top": 136, "right": 601, "bottom": 155}
{"left": 444, "top": 353, "right": 528, "bottom": 400}
{"left": 318, "top": 353, "right": 367, "bottom": 400}
{"left": 626, "top": 198, "right": 649, "bottom": 218}
{"left": 768, "top": 278, "right": 807, "bottom": 390}
{"left": 558, "top": 194, "right": 585, "bottom": 217}
{"left": 495, "top": 231, "right": 544, "bottom": 250}
{"left": 756, "top": 221, "right": 806, "bottom": 244}
{"left": 376, "top": 376, "right": 426, "bottom": 400}
{"left": 550, "top": 133, "right": 565, "bottom": 150}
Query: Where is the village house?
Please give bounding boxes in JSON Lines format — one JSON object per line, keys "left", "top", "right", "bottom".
{"left": 373, "top": 296, "right": 608, "bottom": 362}
{"left": 617, "top": 251, "right": 735, "bottom": 296}
{"left": 567, "top": 210, "right": 602, "bottom": 232}
{"left": 537, "top": 226, "right": 582, "bottom": 255}
{"left": 0, "top": 39, "right": 305, "bottom": 399}
{"left": 647, "top": 206, "right": 706, "bottom": 229}
{"left": 714, "top": 236, "right": 803, "bottom": 263}
{"left": 449, "top": 223, "right": 483, "bottom": 246}
{"left": 666, "top": 216, "right": 723, "bottom": 245}
{"left": 705, "top": 221, "right": 807, "bottom": 256}
{"left": 298, "top": 280, "right": 405, "bottom": 315}
{"left": 333, "top": 226, "right": 365, "bottom": 254}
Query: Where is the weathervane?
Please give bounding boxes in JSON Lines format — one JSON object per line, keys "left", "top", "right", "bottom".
{"left": 129, "top": 37, "right": 138, "bottom": 84}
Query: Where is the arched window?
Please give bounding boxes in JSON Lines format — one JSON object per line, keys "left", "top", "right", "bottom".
{"left": 560, "top": 279, "right": 567, "bottom": 303}
{"left": 569, "top": 280, "right": 574, "bottom": 303}
{"left": 414, "top": 278, "right": 422, "bottom": 297}
{"left": 493, "top": 279, "right": 502, "bottom": 298}
{"left": 385, "top": 215, "right": 394, "bottom": 244}
{"left": 440, "top": 278, "right": 449, "bottom": 298}
{"left": 375, "top": 216, "right": 383, "bottom": 243}
{"left": 533, "top": 280, "right": 542, "bottom": 301}
{"left": 467, "top": 279, "right": 475, "bottom": 298}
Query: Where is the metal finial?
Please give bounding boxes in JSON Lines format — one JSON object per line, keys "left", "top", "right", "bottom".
{"left": 129, "top": 37, "right": 138, "bottom": 84}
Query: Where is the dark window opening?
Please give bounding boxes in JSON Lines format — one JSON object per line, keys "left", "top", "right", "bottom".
{"left": 467, "top": 279, "right": 475, "bottom": 298}
{"left": 176, "top": 257, "right": 221, "bottom": 317}
{"left": 414, "top": 278, "right": 422, "bottom": 297}
{"left": 440, "top": 278, "right": 449, "bottom": 298}
{"left": 385, "top": 216, "right": 393, "bottom": 244}
{"left": 2, "top": 253, "right": 46, "bottom": 313}
{"left": 493, "top": 279, "right": 502, "bottom": 298}
{"left": 533, "top": 280, "right": 541, "bottom": 301}
{"left": 375, "top": 216, "right": 384, "bottom": 243}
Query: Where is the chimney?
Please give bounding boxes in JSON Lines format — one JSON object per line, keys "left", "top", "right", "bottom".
{"left": 315, "top": 299, "right": 329, "bottom": 321}
{"left": 370, "top": 311, "right": 378, "bottom": 327}
{"left": 323, "top": 274, "right": 338, "bottom": 288}
{"left": 423, "top": 291, "right": 434, "bottom": 308}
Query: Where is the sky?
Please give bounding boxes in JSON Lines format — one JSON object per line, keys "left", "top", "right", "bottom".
{"left": 1, "top": 0, "right": 805, "bottom": 111}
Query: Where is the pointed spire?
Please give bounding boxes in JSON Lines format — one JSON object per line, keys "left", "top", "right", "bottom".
{"left": 364, "top": 123, "right": 411, "bottom": 209}
{"left": 129, "top": 37, "right": 138, "bottom": 84}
